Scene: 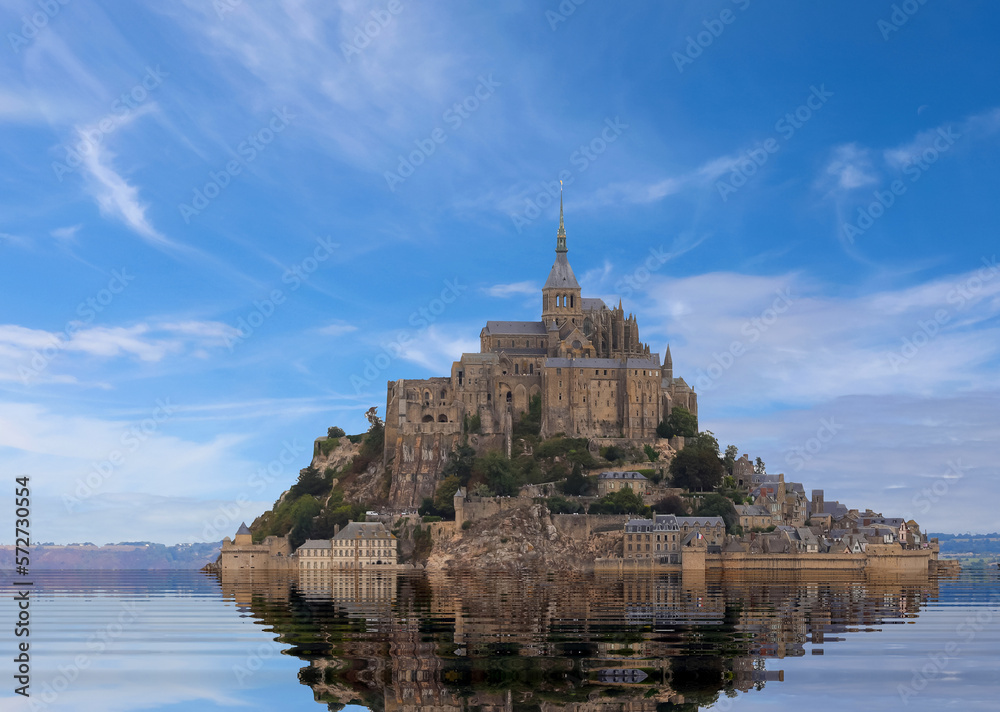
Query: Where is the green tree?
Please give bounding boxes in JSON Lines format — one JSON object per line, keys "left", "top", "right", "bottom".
{"left": 545, "top": 496, "right": 583, "bottom": 514}
{"left": 589, "top": 488, "right": 650, "bottom": 516}
{"left": 286, "top": 495, "right": 322, "bottom": 550}
{"left": 513, "top": 393, "right": 542, "bottom": 437}
{"left": 644, "top": 444, "right": 660, "bottom": 462}
{"left": 657, "top": 406, "right": 698, "bottom": 439}
{"left": 327, "top": 426, "right": 346, "bottom": 438}
{"left": 652, "top": 494, "right": 687, "bottom": 515}
{"left": 475, "top": 451, "right": 523, "bottom": 497}
{"left": 289, "top": 465, "right": 327, "bottom": 499}
{"left": 694, "top": 493, "right": 739, "bottom": 534}
{"left": 442, "top": 444, "right": 476, "bottom": 485}
{"left": 669, "top": 446, "right": 725, "bottom": 492}
{"left": 754, "top": 456, "right": 766, "bottom": 474}
{"left": 433, "top": 476, "right": 461, "bottom": 519}
{"left": 723, "top": 444, "right": 739, "bottom": 474}
{"left": 561, "top": 463, "right": 592, "bottom": 496}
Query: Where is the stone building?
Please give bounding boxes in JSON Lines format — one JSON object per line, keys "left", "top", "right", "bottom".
{"left": 220, "top": 522, "right": 292, "bottom": 572}
{"left": 384, "top": 193, "right": 698, "bottom": 502}
{"left": 623, "top": 514, "right": 725, "bottom": 564}
{"left": 597, "top": 471, "right": 650, "bottom": 496}
{"left": 302, "top": 521, "right": 399, "bottom": 571}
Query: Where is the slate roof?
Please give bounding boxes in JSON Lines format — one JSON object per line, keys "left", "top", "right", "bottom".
{"left": 334, "top": 521, "right": 395, "bottom": 540}
{"left": 581, "top": 297, "right": 608, "bottom": 311}
{"left": 599, "top": 471, "right": 648, "bottom": 480}
{"left": 543, "top": 252, "right": 580, "bottom": 289}
{"left": 483, "top": 321, "right": 547, "bottom": 335}
{"left": 236, "top": 522, "right": 251, "bottom": 536}
{"left": 297, "top": 539, "right": 331, "bottom": 550}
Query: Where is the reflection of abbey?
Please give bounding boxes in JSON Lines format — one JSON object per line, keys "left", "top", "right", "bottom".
{"left": 385, "top": 194, "right": 697, "bottom": 464}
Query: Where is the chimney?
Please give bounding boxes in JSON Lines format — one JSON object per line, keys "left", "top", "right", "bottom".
{"left": 334, "top": 524, "right": 340, "bottom": 535}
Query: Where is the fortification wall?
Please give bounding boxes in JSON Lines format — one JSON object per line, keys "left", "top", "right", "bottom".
{"left": 704, "top": 548, "right": 932, "bottom": 575}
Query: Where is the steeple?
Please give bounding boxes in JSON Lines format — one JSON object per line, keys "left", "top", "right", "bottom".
{"left": 556, "top": 182, "right": 567, "bottom": 253}
{"left": 541, "top": 182, "right": 581, "bottom": 325}
{"left": 664, "top": 344, "right": 673, "bottom": 380}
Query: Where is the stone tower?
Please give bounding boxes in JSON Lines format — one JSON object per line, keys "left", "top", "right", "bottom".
{"left": 541, "top": 186, "right": 582, "bottom": 328}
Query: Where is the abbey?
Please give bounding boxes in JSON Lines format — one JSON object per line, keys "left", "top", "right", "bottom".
{"left": 384, "top": 193, "right": 697, "bottom": 475}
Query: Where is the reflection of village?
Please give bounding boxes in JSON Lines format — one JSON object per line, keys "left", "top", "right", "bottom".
{"left": 220, "top": 569, "right": 942, "bottom": 711}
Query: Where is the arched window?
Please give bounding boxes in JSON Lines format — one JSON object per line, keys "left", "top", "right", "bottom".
{"left": 437, "top": 414, "right": 448, "bottom": 422}
{"left": 423, "top": 391, "right": 430, "bottom": 405}
{"left": 506, "top": 392, "right": 512, "bottom": 403}
{"left": 422, "top": 415, "right": 433, "bottom": 423}
{"left": 441, "top": 389, "right": 447, "bottom": 399}
{"left": 514, "top": 363, "right": 519, "bottom": 374}
{"left": 529, "top": 363, "right": 534, "bottom": 374}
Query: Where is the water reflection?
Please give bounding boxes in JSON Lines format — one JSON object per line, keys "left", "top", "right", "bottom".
{"left": 219, "top": 569, "right": 944, "bottom": 711}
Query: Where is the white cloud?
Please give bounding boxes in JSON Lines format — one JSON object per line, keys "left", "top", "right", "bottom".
{"left": 0, "top": 320, "right": 243, "bottom": 383}
{"left": 397, "top": 324, "right": 478, "bottom": 373}
{"left": 77, "top": 137, "right": 173, "bottom": 248}
{"left": 50, "top": 224, "right": 82, "bottom": 240}
{"left": 484, "top": 281, "right": 537, "bottom": 298}
{"left": 641, "top": 264, "right": 1000, "bottom": 406}
{"left": 824, "top": 143, "right": 879, "bottom": 190}
{"left": 315, "top": 320, "right": 359, "bottom": 336}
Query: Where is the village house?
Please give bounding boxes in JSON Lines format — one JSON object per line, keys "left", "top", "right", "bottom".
{"left": 597, "top": 470, "right": 650, "bottom": 496}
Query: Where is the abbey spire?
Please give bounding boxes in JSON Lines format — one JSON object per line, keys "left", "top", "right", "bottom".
{"left": 542, "top": 182, "right": 581, "bottom": 325}
{"left": 556, "top": 182, "right": 567, "bottom": 253}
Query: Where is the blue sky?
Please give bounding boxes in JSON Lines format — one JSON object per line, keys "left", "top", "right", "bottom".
{"left": 0, "top": 0, "right": 998, "bottom": 544}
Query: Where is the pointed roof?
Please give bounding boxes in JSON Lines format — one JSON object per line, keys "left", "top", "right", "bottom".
{"left": 556, "top": 181, "right": 567, "bottom": 253}
{"left": 543, "top": 183, "right": 579, "bottom": 290}
{"left": 236, "top": 522, "right": 251, "bottom": 536}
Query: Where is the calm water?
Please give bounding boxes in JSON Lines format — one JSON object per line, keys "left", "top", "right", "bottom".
{"left": 0, "top": 569, "right": 998, "bottom": 711}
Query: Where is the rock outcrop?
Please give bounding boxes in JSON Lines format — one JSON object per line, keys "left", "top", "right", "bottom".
{"left": 426, "top": 503, "right": 622, "bottom": 573}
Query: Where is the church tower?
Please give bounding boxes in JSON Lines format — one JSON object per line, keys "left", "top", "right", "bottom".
{"left": 541, "top": 185, "right": 582, "bottom": 328}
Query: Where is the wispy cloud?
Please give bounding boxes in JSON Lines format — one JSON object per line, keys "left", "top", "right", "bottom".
{"left": 823, "top": 143, "right": 879, "bottom": 191}
{"left": 484, "top": 281, "right": 537, "bottom": 298}
{"left": 315, "top": 320, "right": 358, "bottom": 337}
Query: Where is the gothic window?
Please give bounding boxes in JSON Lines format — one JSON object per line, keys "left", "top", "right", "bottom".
{"left": 529, "top": 364, "right": 534, "bottom": 374}
{"left": 506, "top": 392, "right": 512, "bottom": 403}
{"left": 441, "top": 389, "right": 447, "bottom": 399}
{"left": 514, "top": 363, "right": 519, "bottom": 375}
{"left": 423, "top": 391, "right": 430, "bottom": 405}
{"left": 570, "top": 295, "right": 574, "bottom": 307}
